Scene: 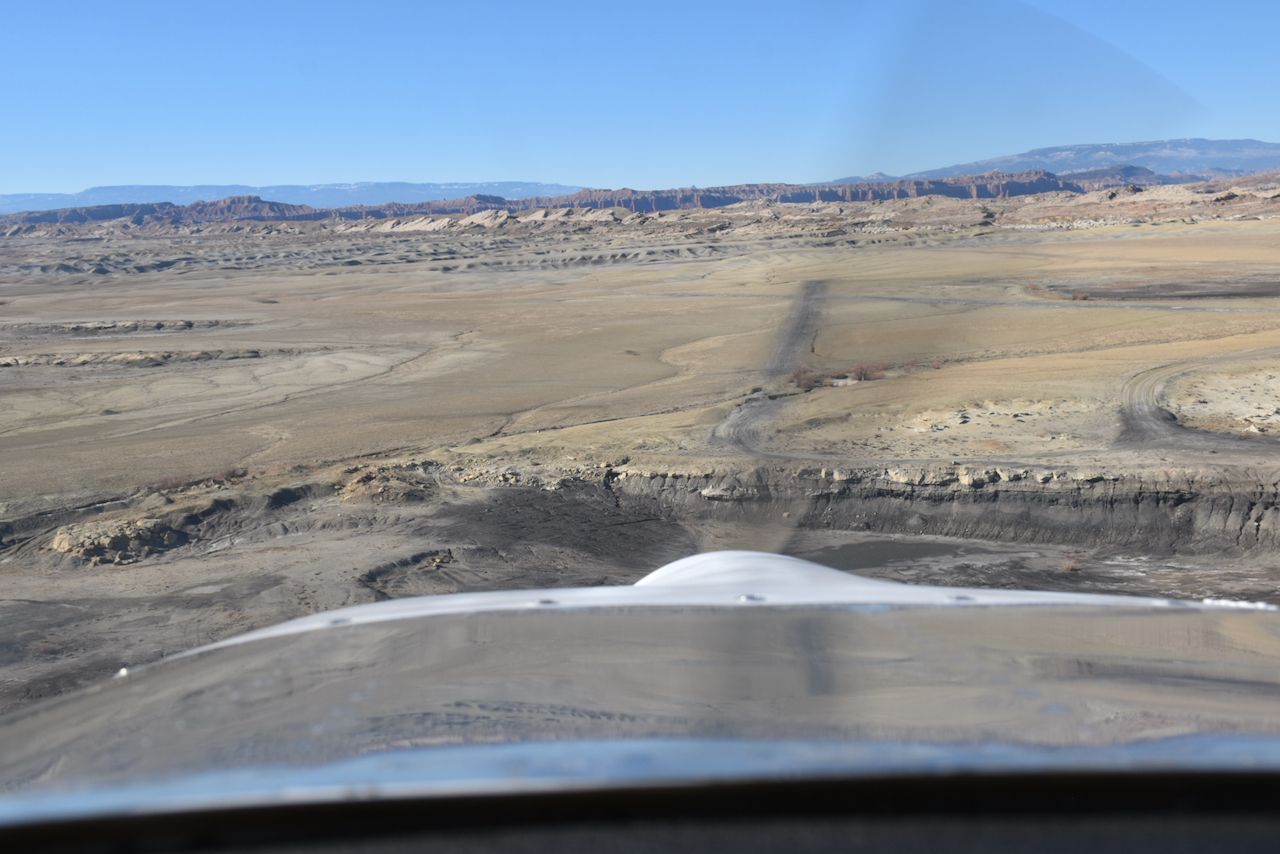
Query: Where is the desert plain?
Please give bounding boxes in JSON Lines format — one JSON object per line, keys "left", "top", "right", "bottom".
{"left": 5, "top": 178, "right": 1280, "bottom": 711}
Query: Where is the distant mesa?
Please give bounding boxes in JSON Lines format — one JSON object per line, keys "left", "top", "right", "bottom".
{"left": 0, "top": 181, "right": 583, "bottom": 216}
{"left": 835, "top": 163, "right": 1176, "bottom": 193}
{"left": 2, "top": 196, "right": 328, "bottom": 226}
{"left": 0, "top": 172, "right": 1089, "bottom": 228}
{"left": 8, "top": 138, "right": 1280, "bottom": 220}
{"left": 6, "top": 137, "right": 1280, "bottom": 227}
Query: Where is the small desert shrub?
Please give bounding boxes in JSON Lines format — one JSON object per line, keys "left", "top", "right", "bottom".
{"left": 155, "top": 467, "right": 246, "bottom": 492}
{"left": 789, "top": 366, "right": 822, "bottom": 390}
{"left": 848, "top": 362, "right": 887, "bottom": 381}
{"left": 791, "top": 363, "right": 888, "bottom": 389}
{"left": 796, "top": 363, "right": 889, "bottom": 388}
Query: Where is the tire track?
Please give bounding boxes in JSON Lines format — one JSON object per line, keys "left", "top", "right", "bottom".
{"left": 763, "top": 280, "right": 827, "bottom": 377}
{"left": 711, "top": 281, "right": 827, "bottom": 455}
{"left": 1118, "top": 348, "right": 1280, "bottom": 451}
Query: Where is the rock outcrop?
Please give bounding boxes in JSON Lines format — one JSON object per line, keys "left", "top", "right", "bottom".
{"left": 49, "top": 517, "right": 188, "bottom": 565}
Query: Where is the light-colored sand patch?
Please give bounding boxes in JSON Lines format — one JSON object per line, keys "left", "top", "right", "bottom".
{"left": 1171, "top": 365, "right": 1280, "bottom": 436}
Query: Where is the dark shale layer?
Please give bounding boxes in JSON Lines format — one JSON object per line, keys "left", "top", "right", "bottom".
{"left": 606, "top": 464, "right": 1280, "bottom": 555}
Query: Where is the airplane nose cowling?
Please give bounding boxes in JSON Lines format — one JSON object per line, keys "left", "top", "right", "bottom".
{"left": 635, "top": 550, "right": 901, "bottom": 594}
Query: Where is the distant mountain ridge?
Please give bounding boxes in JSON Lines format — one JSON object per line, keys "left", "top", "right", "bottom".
{"left": 834, "top": 138, "right": 1280, "bottom": 183}
{"left": 7, "top": 139, "right": 1280, "bottom": 218}
{"left": 0, "top": 181, "right": 583, "bottom": 216}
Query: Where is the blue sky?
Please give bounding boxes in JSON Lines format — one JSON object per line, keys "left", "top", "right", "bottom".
{"left": 2, "top": 0, "right": 1277, "bottom": 192}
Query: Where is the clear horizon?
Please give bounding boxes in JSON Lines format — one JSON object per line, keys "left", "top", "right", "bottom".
{"left": 4, "top": 0, "right": 1279, "bottom": 194}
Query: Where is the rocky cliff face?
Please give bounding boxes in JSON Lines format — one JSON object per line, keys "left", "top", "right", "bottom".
{"left": 483, "top": 171, "right": 1083, "bottom": 212}
{"left": 11, "top": 459, "right": 1278, "bottom": 570}
{"left": 606, "top": 464, "right": 1280, "bottom": 555}
{"left": 0, "top": 173, "right": 1085, "bottom": 226}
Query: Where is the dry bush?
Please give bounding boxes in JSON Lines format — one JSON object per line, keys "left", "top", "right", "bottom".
{"left": 154, "top": 467, "right": 247, "bottom": 492}
{"left": 789, "top": 366, "right": 822, "bottom": 390}
{"left": 791, "top": 363, "right": 889, "bottom": 389}
{"left": 1025, "top": 283, "right": 1074, "bottom": 301}
{"left": 848, "top": 362, "right": 887, "bottom": 381}
{"left": 1070, "top": 292, "right": 1090, "bottom": 301}
{"left": 154, "top": 476, "right": 186, "bottom": 491}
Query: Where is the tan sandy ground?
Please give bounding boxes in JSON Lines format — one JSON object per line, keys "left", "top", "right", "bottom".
{"left": 451, "top": 219, "right": 1280, "bottom": 474}
{"left": 5, "top": 192, "right": 1280, "bottom": 711}
{"left": 7, "top": 215, "right": 1280, "bottom": 512}
{"left": 1170, "top": 361, "right": 1280, "bottom": 436}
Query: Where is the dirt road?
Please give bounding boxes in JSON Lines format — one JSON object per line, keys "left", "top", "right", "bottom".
{"left": 711, "top": 280, "right": 827, "bottom": 456}
{"left": 1118, "top": 350, "right": 1280, "bottom": 452}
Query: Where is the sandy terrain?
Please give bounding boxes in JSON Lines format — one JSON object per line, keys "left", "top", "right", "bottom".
{"left": 1170, "top": 361, "right": 1280, "bottom": 436}
{"left": 4, "top": 180, "right": 1280, "bottom": 711}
